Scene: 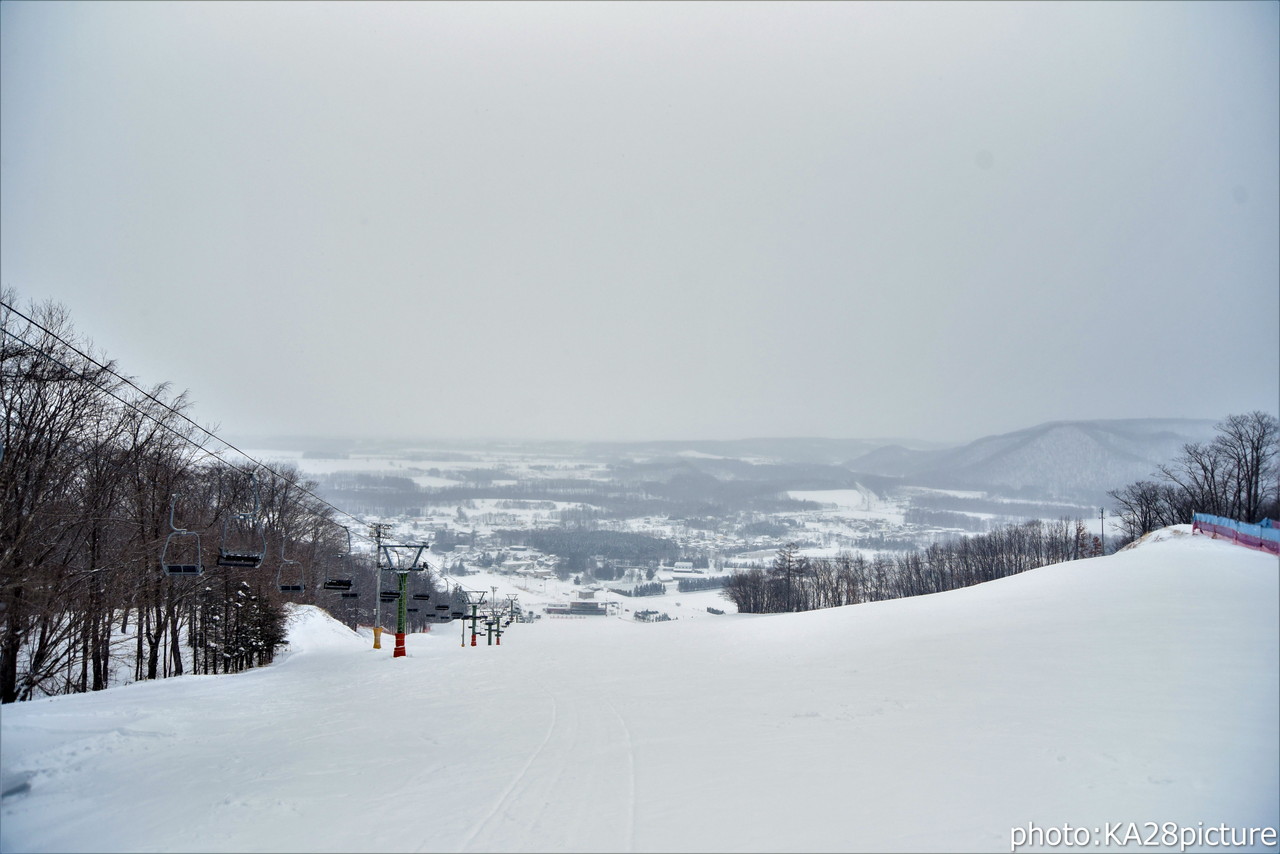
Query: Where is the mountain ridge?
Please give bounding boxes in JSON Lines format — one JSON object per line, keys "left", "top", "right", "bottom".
{"left": 846, "top": 417, "right": 1220, "bottom": 501}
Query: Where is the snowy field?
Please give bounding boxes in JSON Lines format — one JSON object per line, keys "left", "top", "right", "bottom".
{"left": 787, "top": 487, "right": 904, "bottom": 523}
{"left": 1, "top": 529, "right": 1276, "bottom": 853}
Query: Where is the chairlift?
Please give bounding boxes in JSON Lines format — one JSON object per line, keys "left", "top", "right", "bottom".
{"left": 323, "top": 526, "right": 355, "bottom": 592}
{"left": 277, "top": 538, "right": 305, "bottom": 593}
{"left": 161, "top": 494, "right": 203, "bottom": 576}
{"left": 340, "top": 592, "right": 359, "bottom": 599}
{"left": 380, "top": 590, "right": 401, "bottom": 602}
{"left": 217, "top": 471, "right": 266, "bottom": 569}
{"left": 406, "top": 558, "right": 435, "bottom": 602}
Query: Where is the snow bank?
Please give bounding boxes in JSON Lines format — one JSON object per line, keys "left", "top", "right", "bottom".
{"left": 1120, "top": 522, "right": 1195, "bottom": 550}
{"left": 281, "top": 603, "right": 367, "bottom": 653}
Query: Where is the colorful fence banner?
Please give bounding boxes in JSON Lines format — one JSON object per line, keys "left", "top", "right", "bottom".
{"left": 1191, "top": 513, "right": 1280, "bottom": 556}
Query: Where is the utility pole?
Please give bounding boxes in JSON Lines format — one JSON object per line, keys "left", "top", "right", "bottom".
{"left": 488, "top": 586, "right": 500, "bottom": 646}
{"left": 1099, "top": 507, "right": 1106, "bottom": 556}
{"left": 370, "top": 523, "right": 393, "bottom": 650}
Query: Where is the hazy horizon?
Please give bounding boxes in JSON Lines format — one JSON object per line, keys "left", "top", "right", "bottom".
{"left": 224, "top": 415, "right": 1228, "bottom": 458}
{"left": 3, "top": 1, "right": 1276, "bottom": 445}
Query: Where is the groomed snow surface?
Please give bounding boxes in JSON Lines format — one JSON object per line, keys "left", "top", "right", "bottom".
{"left": 2, "top": 528, "right": 1276, "bottom": 853}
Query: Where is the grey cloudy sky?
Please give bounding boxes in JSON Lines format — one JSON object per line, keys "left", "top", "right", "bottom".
{"left": 2, "top": 1, "right": 1277, "bottom": 445}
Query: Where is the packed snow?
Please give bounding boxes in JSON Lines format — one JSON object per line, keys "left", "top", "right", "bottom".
{"left": 1, "top": 529, "right": 1276, "bottom": 853}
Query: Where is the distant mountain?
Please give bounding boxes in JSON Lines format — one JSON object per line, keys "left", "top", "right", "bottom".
{"left": 242, "top": 421, "right": 1222, "bottom": 505}
{"left": 847, "top": 418, "right": 1220, "bottom": 502}
{"left": 592, "top": 436, "right": 948, "bottom": 466}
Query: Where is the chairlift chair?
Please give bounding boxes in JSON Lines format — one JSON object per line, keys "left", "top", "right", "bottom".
{"left": 406, "top": 557, "right": 434, "bottom": 601}
{"left": 162, "top": 531, "right": 203, "bottom": 576}
{"left": 323, "top": 526, "right": 356, "bottom": 592}
{"left": 162, "top": 495, "right": 203, "bottom": 576}
{"left": 217, "top": 549, "right": 263, "bottom": 569}
{"left": 278, "top": 571, "right": 305, "bottom": 593}
{"left": 276, "top": 539, "right": 305, "bottom": 593}
{"left": 216, "top": 473, "right": 266, "bottom": 569}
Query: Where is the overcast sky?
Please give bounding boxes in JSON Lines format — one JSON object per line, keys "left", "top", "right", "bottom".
{"left": 2, "top": 1, "right": 1277, "bottom": 445}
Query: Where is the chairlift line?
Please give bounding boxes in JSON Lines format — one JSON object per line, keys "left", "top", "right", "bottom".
{"left": 9, "top": 299, "right": 475, "bottom": 654}
{"left": 1, "top": 301, "right": 431, "bottom": 557}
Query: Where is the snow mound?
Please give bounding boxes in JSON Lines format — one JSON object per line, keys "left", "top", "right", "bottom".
{"left": 1119, "top": 523, "right": 1193, "bottom": 551}
{"left": 282, "top": 604, "right": 365, "bottom": 652}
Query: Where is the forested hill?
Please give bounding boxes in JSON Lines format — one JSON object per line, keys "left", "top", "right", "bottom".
{"left": 847, "top": 418, "right": 1219, "bottom": 502}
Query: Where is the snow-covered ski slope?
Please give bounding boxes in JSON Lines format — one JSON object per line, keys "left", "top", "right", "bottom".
{"left": 2, "top": 528, "right": 1276, "bottom": 853}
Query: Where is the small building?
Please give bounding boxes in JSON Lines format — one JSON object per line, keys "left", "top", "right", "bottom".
{"left": 544, "top": 590, "right": 611, "bottom": 616}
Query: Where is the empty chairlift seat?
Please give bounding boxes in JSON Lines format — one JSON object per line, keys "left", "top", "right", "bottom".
{"left": 218, "top": 550, "right": 264, "bottom": 569}
{"left": 162, "top": 532, "right": 203, "bottom": 576}
{"left": 161, "top": 496, "right": 204, "bottom": 576}
{"left": 276, "top": 539, "right": 306, "bottom": 592}
{"left": 324, "top": 527, "right": 357, "bottom": 593}
{"left": 217, "top": 474, "right": 266, "bottom": 569}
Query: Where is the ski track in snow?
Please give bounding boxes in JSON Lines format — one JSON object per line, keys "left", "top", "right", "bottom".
{"left": 604, "top": 696, "right": 638, "bottom": 854}
{"left": 454, "top": 687, "right": 560, "bottom": 854}
{"left": 451, "top": 679, "right": 641, "bottom": 853}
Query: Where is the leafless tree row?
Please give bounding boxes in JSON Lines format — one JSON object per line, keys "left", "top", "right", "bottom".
{"left": 1108, "top": 412, "right": 1280, "bottom": 542}
{"left": 0, "top": 294, "right": 366, "bottom": 703}
{"left": 723, "top": 518, "right": 1099, "bottom": 614}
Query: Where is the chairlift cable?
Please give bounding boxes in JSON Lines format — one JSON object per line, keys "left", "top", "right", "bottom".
{"left": 2, "top": 299, "right": 417, "bottom": 550}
